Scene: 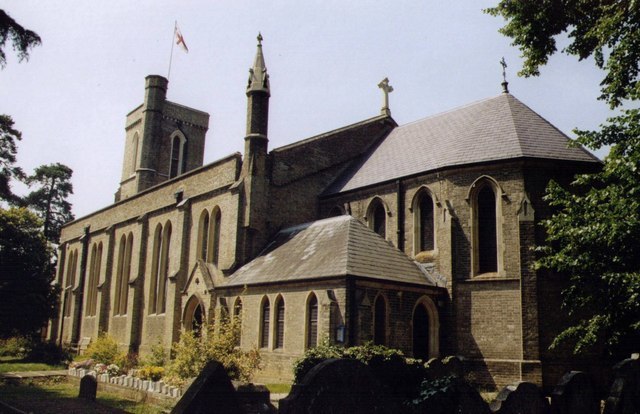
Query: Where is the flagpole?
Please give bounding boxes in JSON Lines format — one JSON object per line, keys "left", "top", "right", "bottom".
{"left": 167, "top": 21, "right": 176, "bottom": 81}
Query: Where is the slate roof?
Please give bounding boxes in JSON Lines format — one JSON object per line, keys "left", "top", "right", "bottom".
{"left": 325, "top": 93, "right": 600, "bottom": 195}
{"left": 223, "top": 215, "right": 436, "bottom": 287}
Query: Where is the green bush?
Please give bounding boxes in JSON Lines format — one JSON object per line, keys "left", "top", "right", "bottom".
{"left": 84, "top": 333, "right": 119, "bottom": 365}
{"left": 0, "top": 336, "right": 31, "bottom": 358}
{"left": 293, "top": 342, "right": 426, "bottom": 401}
{"left": 143, "top": 342, "right": 166, "bottom": 367}
{"left": 166, "top": 316, "right": 261, "bottom": 383}
{"left": 138, "top": 365, "right": 165, "bottom": 381}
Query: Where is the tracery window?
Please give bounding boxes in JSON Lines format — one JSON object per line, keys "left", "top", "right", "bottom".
{"left": 149, "top": 222, "right": 171, "bottom": 314}
{"left": 63, "top": 249, "right": 78, "bottom": 317}
{"left": 86, "top": 243, "right": 102, "bottom": 316}
{"left": 114, "top": 233, "right": 133, "bottom": 315}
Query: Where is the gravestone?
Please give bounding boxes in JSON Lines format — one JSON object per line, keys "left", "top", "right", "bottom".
{"left": 490, "top": 382, "right": 550, "bottom": 414}
{"left": 78, "top": 374, "right": 97, "bottom": 401}
{"left": 550, "top": 371, "right": 599, "bottom": 414}
{"left": 170, "top": 360, "right": 242, "bottom": 414}
{"left": 442, "top": 355, "right": 464, "bottom": 378}
{"left": 279, "top": 358, "right": 394, "bottom": 414}
{"left": 604, "top": 357, "right": 640, "bottom": 414}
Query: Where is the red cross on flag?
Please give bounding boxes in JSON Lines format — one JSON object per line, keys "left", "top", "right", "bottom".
{"left": 175, "top": 24, "right": 189, "bottom": 53}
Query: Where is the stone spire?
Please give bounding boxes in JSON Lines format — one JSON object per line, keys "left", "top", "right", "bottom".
{"left": 247, "top": 33, "right": 270, "bottom": 96}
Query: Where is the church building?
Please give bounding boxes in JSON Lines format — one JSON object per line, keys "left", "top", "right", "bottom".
{"left": 50, "top": 35, "right": 600, "bottom": 387}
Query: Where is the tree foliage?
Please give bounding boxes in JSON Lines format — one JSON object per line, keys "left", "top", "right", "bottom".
{"left": 0, "top": 115, "right": 25, "bottom": 204}
{"left": 0, "top": 207, "right": 57, "bottom": 339}
{"left": 0, "top": 9, "right": 41, "bottom": 68}
{"left": 24, "top": 163, "right": 74, "bottom": 244}
{"left": 486, "top": 1, "right": 640, "bottom": 108}
{"left": 488, "top": 0, "right": 640, "bottom": 357}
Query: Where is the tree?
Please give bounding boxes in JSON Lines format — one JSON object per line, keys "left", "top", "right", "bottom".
{"left": 0, "top": 115, "right": 25, "bottom": 204}
{"left": 0, "top": 207, "right": 57, "bottom": 338}
{"left": 488, "top": 1, "right": 640, "bottom": 357}
{"left": 24, "top": 163, "right": 74, "bottom": 244}
{"left": 486, "top": 1, "right": 640, "bottom": 108}
{"left": 0, "top": 9, "right": 41, "bottom": 68}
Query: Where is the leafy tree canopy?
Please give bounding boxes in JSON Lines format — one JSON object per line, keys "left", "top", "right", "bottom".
{"left": 24, "top": 163, "right": 74, "bottom": 244}
{"left": 0, "top": 207, "right": 57, "bottom": 338}
{"left": 488, "top": 0, "right": 640, "bottom": 357}
{"left": 0, "top": 114, "right": 25, "bottom": 203}
{"left": 486, "top": 1, "right": 640, "bottom": 108}
{"left": 0, "top": 9, "right": 41, "bottom": 68}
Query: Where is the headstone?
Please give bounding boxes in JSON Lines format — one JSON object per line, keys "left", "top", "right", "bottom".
{"left": 170, "top": 360, "right": 241, "bottom": 414}
{"left": 604, "top": 357, "right": 640, "bottom": 414}
{"left": 279, "top": 358, "right": 395, "bottom": 414}
{"left": 425, "top": 357, "right": 447, "bottom": 380}
{"left": 551, "top": 371, "right": 599, "bottom": 414}
{"left": 442, "top": 355, "right": 464, "bottom": 378}
{"left": 490, "top": 382, "right": 550, "bottom": 414}
{"left": 78, "top": 374, "right": 97, "bottom": 401}
{"left": 411, "top": 376, "right": 491, "bottom": 414}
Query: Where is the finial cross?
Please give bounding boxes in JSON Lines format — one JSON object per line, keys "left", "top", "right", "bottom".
{"left": 378, "top": 77, "right": 394, "bottom": 116}
{"left": 500, "top": 57, "right": 509, "bottom": 93}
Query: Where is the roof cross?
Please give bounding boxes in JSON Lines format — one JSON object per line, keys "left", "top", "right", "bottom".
{"left": 378, "top": 77, "right": 394, "bottom": 116}
{"left": 500, "top": 57, "right": 509, "bottom": 93}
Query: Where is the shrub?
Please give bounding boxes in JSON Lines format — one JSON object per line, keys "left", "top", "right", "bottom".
{"left": 84, "top": 333, "right": 119, "bottom": 365}
{"left": 0, "top": 336, "right": 31, "bottom": 358}
{"left": 166, "top": 316, "right": 261, "bottom": 383}
{"left": 293, "top": 342, "right": 426, "bottom": 401}
{"left": 114, "top": 351, "right": 138, "bottom": 374}
{"left": 143, "top": 342, "right": 167, "bottom": 367}
{"left": 292, "top": 339, "right": 343, "bottom": 384}
{"left": 138, "top": 365, "right": 165, "bottom": 382}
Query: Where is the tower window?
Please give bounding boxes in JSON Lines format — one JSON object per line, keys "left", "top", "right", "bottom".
{"left": 169, "top": 132, "right": 187, "bottom": 178}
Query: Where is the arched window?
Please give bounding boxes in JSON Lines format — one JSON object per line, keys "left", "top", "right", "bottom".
{"left": 86, "top": 243, "right": 102, "bottom": 317}
{"left": 412, "top": 297, "right": 440, "bottom": 360}
{"left": 306, "top": 294, "right": 318, "bottom": 349}
{"left": 417, "top": 191, "right": 435, "bottom": 252}
{"left": 169, "top": 132, "right": 187, "bottom": 178}
{"left": 374, "top": 295, "right": 387, "bottom": 345}
{"left": 477, "top": 185, "right": 497, "bottom": 274}
{"left": 115, "top": 233, "right": 133, "bottom": 315}
{"left": 274, "top": 296, "right": 285, "bottom": 349}
{"left": 197, "top": 210, "right": 210, "bottom": 261}
{"left": 64, "top": 249, "right": 78, "bottom": 317}
{"left": 368, "top": 198, "right": 387, "bottom": 238}
{"left": 150, "top": 222, "right": 171, "bottom": 314}
{"left": 210, "top": 208, "right": 221, "bottom": 266}
{"left": 260, "top": 297, "right": 270, "bottom": 348}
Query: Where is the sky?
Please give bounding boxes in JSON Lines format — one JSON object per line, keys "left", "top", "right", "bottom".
{"left": 2, "top": 1, "right": 613, "bottom": 218}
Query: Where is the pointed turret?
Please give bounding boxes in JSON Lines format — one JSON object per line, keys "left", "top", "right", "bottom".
{"left": 239, "top": 33, "right": 271, "bottom": 263}
{"left": 247, "top": 33, "right": 270, "bottom": 96}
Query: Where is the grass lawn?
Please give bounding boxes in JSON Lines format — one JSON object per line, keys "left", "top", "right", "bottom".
{"left": 0, "top": 356, "right": 66, "bottom": 373}
{"left": 0, "top": 377, "right": 173, "bottom": 414}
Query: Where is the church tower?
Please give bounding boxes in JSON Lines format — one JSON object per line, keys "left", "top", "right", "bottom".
{"left": 239, "top": 33, "right": 271, "bottom": 262}
{"left": 116, "top": 75, "right": 209, "bottom": 201}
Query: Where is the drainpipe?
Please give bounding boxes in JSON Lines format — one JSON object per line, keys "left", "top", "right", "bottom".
{"left": 396, "top": 179, "right": 405, "bottom": 252}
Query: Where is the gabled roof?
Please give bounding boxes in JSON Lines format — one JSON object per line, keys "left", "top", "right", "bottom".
{"left": 223, "top": 215, "right": 435, "bottom": 287}
{"left": 325, "top": 93, "right": 600, "bottom": 195}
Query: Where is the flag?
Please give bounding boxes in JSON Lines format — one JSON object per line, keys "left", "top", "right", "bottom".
{"left": 175, "top": 24, "right": 189, "bottom": 53}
